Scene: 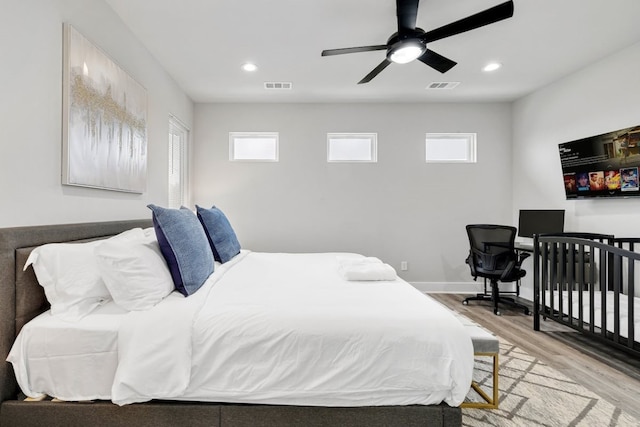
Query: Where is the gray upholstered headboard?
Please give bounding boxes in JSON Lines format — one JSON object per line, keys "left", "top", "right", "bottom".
{"left": 0, "top": 219, "right": 152, "bottom": 403}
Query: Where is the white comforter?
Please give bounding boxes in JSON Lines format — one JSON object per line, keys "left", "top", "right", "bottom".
{"left": 112, "top": 251, "right": 473, "bottom": 407}
{"left": 9, "top": 251, "right": 473, "bottom": 406}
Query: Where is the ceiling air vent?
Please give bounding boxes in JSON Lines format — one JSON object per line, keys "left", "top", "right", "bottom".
{"left": 426, "top": 82, "right": 460, "bottom": 90}
{"left": 264, "top": 82, "right": 293, "bottom": 90}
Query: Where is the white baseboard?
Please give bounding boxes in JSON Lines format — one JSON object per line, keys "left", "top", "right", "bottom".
{"left": 409, "top": 281, "right": 534, "bottom": 302}
{"left": 408, "top": 282, "right": 482, "bottom": 294}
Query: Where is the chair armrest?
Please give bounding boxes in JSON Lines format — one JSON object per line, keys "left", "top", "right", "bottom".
{"left": 518, "top": 252, "right": 531, "bottom": 263}
{"left": 465, "top": 251, "right": 478, "bottom": 278}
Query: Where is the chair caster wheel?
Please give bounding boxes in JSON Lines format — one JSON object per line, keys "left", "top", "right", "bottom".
{"left": 462, "top": 301, "right": 468, "bottom": 305}
{"left": 494, "top": 310, "right": 501, "bottom": 316}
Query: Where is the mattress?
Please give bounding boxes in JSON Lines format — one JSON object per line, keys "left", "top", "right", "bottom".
{"left": 9, "top": 251, "right": 474, "bottom": 407}
{"left": 544, "top": 290, "right": 640, "bottom": 342}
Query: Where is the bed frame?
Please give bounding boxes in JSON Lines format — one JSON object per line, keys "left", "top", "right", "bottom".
{"left": 0, "top": 220, "right": 461, "bottom": 427}
{"left": 533, "top": 233, "right": 640, "bottom": 357}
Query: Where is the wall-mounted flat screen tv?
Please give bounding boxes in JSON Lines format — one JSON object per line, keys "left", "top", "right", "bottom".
{"left": 559, "top": 124, "right": 640, "bottom": 199}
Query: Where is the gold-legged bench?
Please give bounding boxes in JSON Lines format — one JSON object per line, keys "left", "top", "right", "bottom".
{"left": 457, "top": 315, "right": 499, "bottom": 409}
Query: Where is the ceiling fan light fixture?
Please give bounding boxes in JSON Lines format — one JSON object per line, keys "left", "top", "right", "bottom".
{"left": 388, "top": 41, "right": 425, "bottom": 64}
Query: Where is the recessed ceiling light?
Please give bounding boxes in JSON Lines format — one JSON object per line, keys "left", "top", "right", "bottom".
{"left": 483, "top": 62, "right": 502, "bottom": 72}
{"left": 241, "top": 62, "right": 258, "bottom": 72}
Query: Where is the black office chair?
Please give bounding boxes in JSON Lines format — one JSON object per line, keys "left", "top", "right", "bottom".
{"left": 463, "top": 224, "right": 530, "bottom": 315}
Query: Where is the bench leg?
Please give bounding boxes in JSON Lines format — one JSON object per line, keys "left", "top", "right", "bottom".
{"left": 461, "top": 352, "right": 499, "bottom": 409}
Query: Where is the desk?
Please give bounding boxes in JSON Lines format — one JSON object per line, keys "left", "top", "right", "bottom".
{"left": 514, "top": 242, "right": 534, "bottom": 253}
{"left": 484, "top": 242, "right": 534, "bottom": 253}
{"left": 537, "top": 245, "right": 595, "bottom": 290}
{"left": 512, "top": 243, "right": 535, "bottom": 297}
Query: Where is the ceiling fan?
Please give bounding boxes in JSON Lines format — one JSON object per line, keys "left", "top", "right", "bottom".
{"left": 321, "top": 0, "right": 514, "bottom": 84}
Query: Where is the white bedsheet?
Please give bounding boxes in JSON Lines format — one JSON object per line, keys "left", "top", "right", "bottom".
{"left": 9, "top": 251, "right": 473, "bottom": 407}
{"left": 544, "top": 290, "right": 640, "bottom": 342}
{"left": 7, "top": 302, "right": 126, "bottom": 401}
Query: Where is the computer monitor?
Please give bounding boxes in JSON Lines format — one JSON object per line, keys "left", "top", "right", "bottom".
{"left": 517, "top": 209, "right": 565, "bottom": 238}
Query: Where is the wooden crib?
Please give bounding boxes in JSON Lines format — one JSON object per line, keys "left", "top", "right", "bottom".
{"left": 533, "top": 233, "right": 640, "bottom": 357}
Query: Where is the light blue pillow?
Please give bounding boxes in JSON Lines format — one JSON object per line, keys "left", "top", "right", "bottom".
{"left": 196, "top": 205, "right": 241, "bottom": 263}
{"left": 147, "top": 204, "right": 214, "bottom": 296}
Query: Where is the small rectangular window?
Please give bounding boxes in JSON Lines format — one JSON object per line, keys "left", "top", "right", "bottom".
{"left": 230, "top": 132, "right": 279, "bottom": 161}
{"left": 327, "top": 133, "right": 377, "bottom": 162}
{"left": 425, "top": 133, "right": 476, "bottom": 163}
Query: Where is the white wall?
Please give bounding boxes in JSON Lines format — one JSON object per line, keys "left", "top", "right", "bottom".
{"left": 12, "top": 0, "right": 636, "bottom": 295}
{"left": 192, "top": 102, "right": 512, "bottom": 286}
{"left": 0, "top": 0, "right": 193, "bottom": 228}
{"left": 512, "top": 40, "right": 640, "bottom": 299}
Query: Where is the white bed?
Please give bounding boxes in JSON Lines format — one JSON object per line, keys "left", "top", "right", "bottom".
{"left": 544, "top": 290, "right": 640, "bottom": 342}
{"left": 8, "top": 251, "right": 473, "bottom": 407}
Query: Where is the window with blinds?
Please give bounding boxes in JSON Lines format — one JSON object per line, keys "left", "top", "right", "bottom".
{"left": 168, "top": 116, "right": 189, "bottom": 208}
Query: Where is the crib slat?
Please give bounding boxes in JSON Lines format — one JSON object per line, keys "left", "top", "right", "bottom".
{"left": 559, "top": 243, "right": 566, "bottom": 322}
{"left": 541, "top": 242, "right": 549, "bottom": 317}
{"left": 589, "top": 245, "right": 595, "bottom": 335}
{"left": 567, "top": 243, "right": 575, "bottom": 325}
{"left": 600, "top": 249, "right": 607, "bottom": 340}
{"left": 549, "top": 244, "right": 557, "bottom": 321}
{"left": 613, "top": 254, "right": 621, "bottom": 343}
{"left": 628, "top": 260, "right": 635, "bottom": 350}
{"left": 577, "top": 244, "right": 585, "bottom": 329}
{"left": 533, "top": 235, "right": 541, "bottom": 331}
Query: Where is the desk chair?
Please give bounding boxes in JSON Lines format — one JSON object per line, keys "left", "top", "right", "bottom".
{"left": 464, "top": 224, "right": 530, "bottom": 315}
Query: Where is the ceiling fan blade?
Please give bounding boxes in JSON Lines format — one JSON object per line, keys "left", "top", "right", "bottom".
{"left": 322, "top": 45, "right": 387, "bottom": 56}
{"left": 424, "top": 0, "right": 514, "bottom": 43}
{"left": 417, "top": 49, "right": 457, "bottom": 73}
{"left": 358, "top": 59, "right": 392, "bottom": 84}
{"left": 397, "top": 0, "right": 420, "bottom": 33}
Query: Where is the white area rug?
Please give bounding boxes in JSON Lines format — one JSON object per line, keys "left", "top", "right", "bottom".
{"left": 463, "top": 339, "right": 639, "bottom": 426}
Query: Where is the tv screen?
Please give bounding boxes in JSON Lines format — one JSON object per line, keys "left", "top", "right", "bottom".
{"left": 559, "top": 125, "right": 640, "bottom": 199}
{"left": 518, "top": 209, "right": 565, "bottom": 238}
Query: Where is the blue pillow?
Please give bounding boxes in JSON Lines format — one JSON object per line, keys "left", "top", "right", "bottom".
{"left": 147, "top": 204, "right": 214, "bottom": 296}
{"left": 196, "top": 205, "right": 241, "bottom": 263}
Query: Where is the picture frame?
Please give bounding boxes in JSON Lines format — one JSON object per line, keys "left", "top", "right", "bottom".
{"left": 62, "top": 23, "right": 147, "bottom": 193}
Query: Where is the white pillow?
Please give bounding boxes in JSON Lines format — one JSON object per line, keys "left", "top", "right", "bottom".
{"left": 94, "top": 227, "right": 174, "bottom": 311}
{"left": 24, "top": 240, "right": 111, "bottom": 321}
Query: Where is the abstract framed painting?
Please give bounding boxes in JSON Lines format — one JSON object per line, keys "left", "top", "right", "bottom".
{"left": 62, "top": 23, "right": 147, "bottom": 193}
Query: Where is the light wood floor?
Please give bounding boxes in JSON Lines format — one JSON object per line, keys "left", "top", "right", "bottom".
{"left": 430, "top": 293, "right": 640, "bottom": 420}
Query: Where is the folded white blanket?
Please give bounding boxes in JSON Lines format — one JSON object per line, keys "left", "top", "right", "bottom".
{"left": 337, "top": 256, "right": 397, "bottom": 281}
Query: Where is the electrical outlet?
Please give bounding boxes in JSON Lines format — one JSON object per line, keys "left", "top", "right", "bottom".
{"left": 400, "top": 261, "right": 408, "bottom": 271}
